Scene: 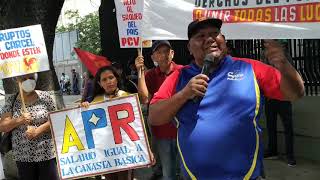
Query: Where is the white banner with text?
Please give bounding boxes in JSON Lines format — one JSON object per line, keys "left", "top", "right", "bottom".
{"left": 142, "top": 0, "right": 320, "bottom": 40}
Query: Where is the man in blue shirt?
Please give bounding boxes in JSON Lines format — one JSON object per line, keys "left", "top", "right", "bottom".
{"left": 149, "top": 18, "right": 304, "bottom": 179}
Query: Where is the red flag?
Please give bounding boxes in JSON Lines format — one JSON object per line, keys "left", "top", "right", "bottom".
{"left": 74, "top": 48, "right": 111, "bottom": 76}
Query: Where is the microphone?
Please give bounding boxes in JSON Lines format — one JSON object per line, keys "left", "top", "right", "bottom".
{"left": 193, "top": 53, "right": 218, "bottom": 103}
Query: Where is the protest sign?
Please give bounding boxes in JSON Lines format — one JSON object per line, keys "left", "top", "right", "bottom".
{"left": 0, "top": 25, "right": 49, "bottom": 79}
{"left": 49, "top": 94, "right": 152, "bottom": 180}
{"left": 143, "top": 0, "right": 320, "bottom": 40}
{"left": 114, "top": 0, "right": 145, "bottom": 48}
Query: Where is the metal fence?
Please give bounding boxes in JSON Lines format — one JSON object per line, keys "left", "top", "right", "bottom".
{"left": 295, "top": 39, "right": 320, "bottom": 96}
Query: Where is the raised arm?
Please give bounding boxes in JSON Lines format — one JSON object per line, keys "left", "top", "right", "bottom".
{"left": 135, "top": 55, "right": 149, "bottom": 104}
{"left": 264, "top": 40, "right": 304, "bottom": 100}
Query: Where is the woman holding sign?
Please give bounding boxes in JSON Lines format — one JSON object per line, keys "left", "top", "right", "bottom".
{"left": 81, "top": 66, "right": 131, "bottom": 104}
{"left": 0, "top": 73, "right": 58, "bottom": 180}
{"left": 81, "top": 65, "right": 132, "bottom": 180}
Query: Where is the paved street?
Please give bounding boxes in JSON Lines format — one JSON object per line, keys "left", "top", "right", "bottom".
{"left": 263, "top": 158, "right": 320, "bottom": 180}
{"left": 1, "top": 94, "right": 320, "bottom": 179}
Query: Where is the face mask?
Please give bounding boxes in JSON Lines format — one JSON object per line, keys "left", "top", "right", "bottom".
{"left": 153, "top": 61, "right": 159, "bottom": 67}
{"left": 21, "top": 79, "right": 36, "bottom": 93}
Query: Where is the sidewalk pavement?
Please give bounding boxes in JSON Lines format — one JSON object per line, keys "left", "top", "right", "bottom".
{"left": 63, "top": 94, "right": 82, "bottom": 108}
{"left": 109, "top": 158, "right": 320, "bottom": 180}
{"left": 263, "top": 158, "right": 320, "bottom": 180}
{"left": 134, "top": 158, "right": 320, "bottom": 180}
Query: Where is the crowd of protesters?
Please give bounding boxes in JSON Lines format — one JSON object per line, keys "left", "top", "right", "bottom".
{"left": 0, "top": 18, "right": 304, "bottom": 180}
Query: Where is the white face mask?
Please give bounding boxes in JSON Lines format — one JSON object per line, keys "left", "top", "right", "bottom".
{"left": 21, "top": 79, "right": 36, "bottom": 93}
{"left": 153, "top": 61, "right": 159, "bottom": 67}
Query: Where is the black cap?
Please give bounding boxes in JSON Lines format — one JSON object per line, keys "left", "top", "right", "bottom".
{"left": 188, "top": 18, "right": 223, "bottom": 39}
{"left": 151, "top": 40, "right": 172, "bottom": 54}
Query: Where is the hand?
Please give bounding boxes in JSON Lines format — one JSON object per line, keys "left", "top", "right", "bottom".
{"left": 135, "top": 56, "right": 145, "bottom": 71}
{"left": 263, "top": 40, "right": 289, "bottom": 69}
{"left": 20, "top": 112, "right": 32, "bottom": 125}
{"left": 25, "top": 126, "right": 39, "bottom": 140}
{"left": 181, "top": 74, "right": 209, "bottom": 99}
{"left": 80, "top": 101, "right": 90, "bottom": 108}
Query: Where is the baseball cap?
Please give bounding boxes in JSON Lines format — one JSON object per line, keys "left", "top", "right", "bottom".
{"left": 151, "top": 40, "right": 172, "bottom": 54}
{"left": 188, "top": 18, "right": 223, "bottom": 39}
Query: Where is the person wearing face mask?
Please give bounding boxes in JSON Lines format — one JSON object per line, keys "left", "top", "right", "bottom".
{"left": 135, "top": 40, "right": 183, "bottom": 180}
{"left": 0, "top": 73, "right": 58, "bottom": 180}
{"left": 148, "top": 18, "right": 304, "bottom": 179}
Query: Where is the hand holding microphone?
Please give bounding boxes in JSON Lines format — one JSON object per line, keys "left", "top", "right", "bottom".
{"left": 192, "top": 53, "right": 219, "bottom": 102}
{"left": 181, "top": 74, "right": 209, "bottom": 101}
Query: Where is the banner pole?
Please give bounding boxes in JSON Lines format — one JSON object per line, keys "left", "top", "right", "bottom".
{"left": 137, "top": 37, "right": 143, "bottom": 79}
{"left": 18, "top": 81, "right": 27, "bottom": 113}
{"left": 19, "top": 81, "right": 34, "bottom": 130}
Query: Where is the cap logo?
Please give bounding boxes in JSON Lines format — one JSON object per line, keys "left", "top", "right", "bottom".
{"left": 198, "top": 17, "right": 207, "bottom": 22}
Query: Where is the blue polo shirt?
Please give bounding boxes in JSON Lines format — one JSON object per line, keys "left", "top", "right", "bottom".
{"left": 151, "top": 55, "right": 283, "bottom": 179}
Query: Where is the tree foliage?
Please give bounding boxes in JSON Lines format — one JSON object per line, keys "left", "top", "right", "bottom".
{"left": 56, "top": 10, "right": 101, "bottom": 55}
{"left": 0, "top": 0, "right": 65, "bottom": 92}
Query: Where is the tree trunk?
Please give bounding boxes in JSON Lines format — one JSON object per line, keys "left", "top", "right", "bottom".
{"left": 0, "top": 0, "right": 65, "bottom": 109}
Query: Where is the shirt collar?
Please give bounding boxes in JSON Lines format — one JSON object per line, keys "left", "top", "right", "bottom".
{"left": 155, "top": 61, "right": 177, "bottom": 76}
